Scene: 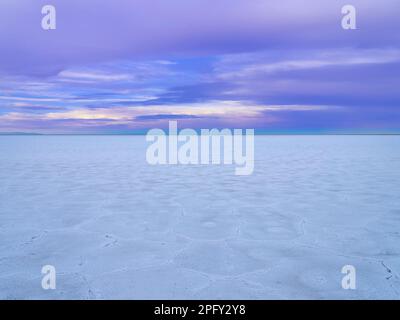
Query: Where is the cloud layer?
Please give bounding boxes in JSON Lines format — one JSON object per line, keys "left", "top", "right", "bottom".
{"left": 0, "top": 0, "right": 399, "bottom": 133}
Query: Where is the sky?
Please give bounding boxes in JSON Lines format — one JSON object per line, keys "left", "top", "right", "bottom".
{"left": 0, "top": 0, "right": 399, "bottom": 133}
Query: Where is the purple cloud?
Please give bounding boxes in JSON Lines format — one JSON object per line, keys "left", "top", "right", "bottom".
{"left": 0, "top": 1, "right": 399, "bottom": 133}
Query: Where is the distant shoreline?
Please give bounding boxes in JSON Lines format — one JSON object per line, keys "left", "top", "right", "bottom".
{"left": 1, "top": 133, "right": 400, "bottom": 136}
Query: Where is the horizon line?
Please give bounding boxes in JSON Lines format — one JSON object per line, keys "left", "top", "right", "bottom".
{"left": 1, "top": 133, "right": 400, "bottom": 136}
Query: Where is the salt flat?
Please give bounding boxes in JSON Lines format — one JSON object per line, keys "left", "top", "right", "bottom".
{"left": 0, "top": 135, "right": 399, "bottom": 299}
